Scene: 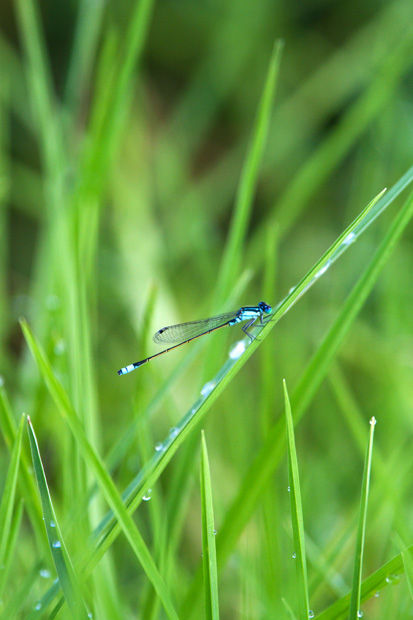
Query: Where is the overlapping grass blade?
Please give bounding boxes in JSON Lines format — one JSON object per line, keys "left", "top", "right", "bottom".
{"left": 348, "top": 417, "right": 376, "bottom": 619}
{"left": 0, "top": 413, "right": 24, "bottom": 566}
{"left": 200, "top": 431, "right": 220, "bottom": 620}
{"left": 316, "top": 545, "right": 409, "bottom": 619}
{"left": 284, "top": 381, "right": 310, "bottom": 620}
{"left": 0, "top": 384, "right": 44, "bottom": 534}
{"left": 0, "top": 414, "right": 24, "bottom": 599}
{"left": 27, "top": 416, "right": 90, "bottom": 620}
{"left": 214, "top": 40, "right": 283, "bottom": 303}
{"left": 181, "top": 187, "right": 413, "bottom": 614}
{"left": 20, "top": 320, "right": 180, "bottom": 620}
{"left": 0, "top": 559, "right": 41, "bottom": 620}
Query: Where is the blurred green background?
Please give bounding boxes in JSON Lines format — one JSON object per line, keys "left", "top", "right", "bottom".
{"left": 1, "top": 0, "right": 413, "bottom": 618}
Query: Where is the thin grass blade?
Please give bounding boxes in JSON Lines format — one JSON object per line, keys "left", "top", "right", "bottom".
{"left": 27, "top": 416, "right": 90, "bottom": 620}
{"left": 20, "top": 321, "right": 181, "bottom": 620}
{"left": 181, "top": 187, "right": 413, "bottom": 614}
{"left": 284, "top": 381, "right": 310, "bottom": 620}
{"left": 0, "top": 414, "right": 24, "bottom": 596}
{"left": 348, "top": 417, "right": 376, "bottom": 619}
{"left": 214, "top": 40, "right": 283, "bottom": 303}
{"left": 200, "top": 431, "right": 220, "bottom": 620}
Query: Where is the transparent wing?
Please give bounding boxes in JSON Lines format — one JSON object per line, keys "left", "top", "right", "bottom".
{"left": 153, "top": 311, "right": 239, "bottom": 344}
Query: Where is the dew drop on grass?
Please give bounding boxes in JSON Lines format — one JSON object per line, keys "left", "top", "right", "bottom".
{"left": 308, "top": 611, "right": 314, "bottom": 619}
{"left": 385, "top": 574, "right": 400, "bottom": 585}
{"left": 315, "top": 260, "right": 331, "bottom": 279}
{"left": 342, "top": 232, "right": 356, "bottom": 245}
{"left": 49, "top": 520, "right": 56, "bottom": 528}
{"left": 213, "top": 529, "right": 217, "bottom": 535}
{"left": 292, "top": 552, "right": 297, "bottom": 559}
{"left": 357, "top": 611, "right": 363, "bottom": 618}
{"left": 40, "top": 569, "right": 51, "bottom": 578}
{"left": 229, "top": 340, "right": 246, "bottom": 360}
{"left": 287, "top": 486, "right": 290, "bottom": 492}
{"left": 201, "top": 380, "right": 216, "bottom": 396}
{"left": 155, "top": 442, "right": 164, "bottom": 452}
{"left": 46, "top": 295, "right": 61, "bottom": 311}
{"left": 34, "top": 602, "right": 42, "bottom": 610}
{"left": 52, "top": 540, "right": 61, "bottom": 549}
{"left": 142, "top": 489, "right": 152, "bottom": 501}
{"left": 374, "top": 591, "right": 380, "bottom": 597}
{"left": 169, "top": 427, "right": 178, "bottom": 438}
{"left": 0, "top": 376, "right": 4, "bottom": 387}
{"left": 370, "top": 416, "right": 377, "bottom": 426}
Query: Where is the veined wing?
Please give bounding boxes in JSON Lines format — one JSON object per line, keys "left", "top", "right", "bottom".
{"left": 153, "top": 311, "right": 239, "bottom": 344}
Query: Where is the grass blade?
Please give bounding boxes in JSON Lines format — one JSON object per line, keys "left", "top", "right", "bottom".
{"left": 214, "top": 40, "right": 283, "bottom": 303}
{"left": 348, "top": 417, "right": 376, "bottom": 619}
{"left": 21, "top": 321, "right": 181, "bottom": 620}
{"left": 181, "top": 187, "right": 413, "bottom": 614}
{"left": 27, "top": 416, "right": 90, "bottom": 620}
{"left": 200, "top": 431, "right": 220, "bottom": 620}
{"left": 284, "top": 381, "right": 310, "bottom": 620}
{"left": 0, "top": 414, "right": 24, "bottom": 599}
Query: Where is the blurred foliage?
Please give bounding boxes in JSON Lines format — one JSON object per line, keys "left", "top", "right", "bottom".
{"left": 1, "top": 0, "right": 413, "bottom": 618}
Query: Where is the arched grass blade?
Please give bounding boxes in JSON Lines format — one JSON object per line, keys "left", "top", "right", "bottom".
{"left": 348, "top": 417, "right": 376, "bottom": 620}
{"left": 284, "top": 381, "right": 310, "bottom": 620}
{"left": 21, "top": 321, "right": 181, "bottom": 620}
{"left": 200, "top": 431, "right": 220, "bottom": 620}
{"left": 27, "top": 416, "right": 90, "bottom": 620}
{"left": 214, "top": 40, "right": 283, "bottom": 303}
{"left": 0, "top": 414, "right": 24, "bottom": 599}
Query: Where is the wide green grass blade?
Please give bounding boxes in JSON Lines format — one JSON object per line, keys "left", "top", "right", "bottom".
{"left": 27, "top": 416, "right": 90, "bottom": 620}
{"left": 284, "top": 381, "right": 310, "bottom": 620}
{"left": 0, "top": 558, "right": 42, "bottom": 620}
{"left": 348, "top": 417, "right": 376, "bottom": 620}
{"left": 200, "top": 431, "right": 220, "bottom": 620}
{"left": 214, "top": 40, "right": 283, "bottom": 303}
{"left": 0, "top": 413, "right": 24, "bottom": 587}
{"left": 21, "top": 320, "right": 181, "bottom": 620}
{"left": 316, "top": 543, "right": 411, "bottom": 619}
{"left": 401, "top": 547, "right": 413, "bottom": 601}
{"left": 0, "top": 498, "right": 24, "bottom": 603}
{"left": 181, "top": 186, "right": 413, "bottom": 614}
{"left": 21, "top": 182, "right": 413, "bottom": 619}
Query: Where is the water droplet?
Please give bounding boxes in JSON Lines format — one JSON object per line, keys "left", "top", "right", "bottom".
{"left": 50, "top": 520, "right": 56, "bottom": 528}
{"left": 0, "top": 376, "right": 4, "bottom": 387}
{"left": 370, "top": 416, "right": 376, "bottom": 426}
{"left": 357, "top": 611, "right": 363, "bottom": 618}
{"left": 88, "top": 613, "right": 93, "bottom": 619}
{"left": 213, "top": 529, "right": 217, "bottom": 535}
{"left": 54, "top": 340, "right": 66, "bottom": 356}
{"left": 385, "top": 574, "right": 400, "bottom": 585}
{"left": 52, "top": 540, "right": 61, "bottom": 548}
{"left": 343, "top": 232, "right": 356, "bottom": 245}
{"left": 309, "top": 611, "right": 314, "bottom": 619}
{"left": 142, "top": 489, "right": 152, "bottom": 501}
{"left": 289, "top": 286, "right": 296, "bottom": 294}
{"left": 287, "top": 486, "right": 290, "bottom": 492}
{"left": 315, "top": 260, "right": 331, "bottom": 279}
{"left": 201, "top": 381, "right": 216, "bottom": 396}
{"left": 40, "top": 569, "right": 51, "bottom": 578}
{"left": 374, "top": 591, "right": 380, "bottom": 597}
{"left": 46, "top": 295, "right": 61, "bottom": 311}
{"left": 155, "top": 442, "right": 164, "bottom": 452}
{"left": 169, "top": 427, "right": 178, "bottom": 439}
{"left": 229, "top": 340, "right": 246, "bottom": 360}
{"left": 34, "top": 602, "right": 42, "bottom": 610}
{"left": 292, "top": 552, "right": 297, "bottom": 559}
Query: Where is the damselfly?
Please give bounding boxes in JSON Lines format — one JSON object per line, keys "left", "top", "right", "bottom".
{"left": 117, "top": 301, "right": 272, "bottom": 375}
